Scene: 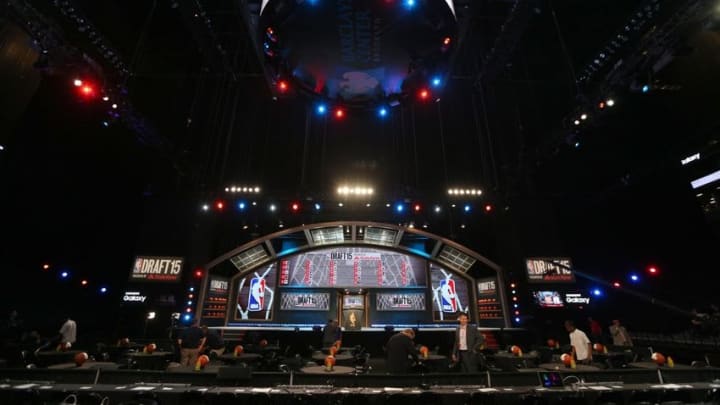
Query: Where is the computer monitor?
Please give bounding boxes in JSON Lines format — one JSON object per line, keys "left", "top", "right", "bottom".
{"left": 538, "top": 371, "right": 564, "bottom": 388}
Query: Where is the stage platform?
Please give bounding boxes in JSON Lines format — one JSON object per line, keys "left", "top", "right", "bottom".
{"left": 1, "top": 365, "right": 720, "bottom": 404}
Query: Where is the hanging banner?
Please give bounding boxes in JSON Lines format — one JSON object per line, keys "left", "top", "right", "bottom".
{"left": 525, "top": 258, "right": 575, "bottom": 283}
{"left": 130, "top": 256, "right": 184, "bottom": 282}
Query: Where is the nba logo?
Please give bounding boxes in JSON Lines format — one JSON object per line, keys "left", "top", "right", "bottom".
{"left": 248, "top": 277, "right": 265, "bottom": 312}
{"left": 440, "top": 279, "right": 457, "bottom": 313}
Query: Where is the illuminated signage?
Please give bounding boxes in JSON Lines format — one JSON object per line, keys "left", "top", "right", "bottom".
{"left": 279, "top": 292, "right": 330, "bottom": 311}
{"left": 130, "top": 256, "right": 184, "bottom": 282}
{"left": 122, "top": 291, "right": 147, "bottom": 303}
{"left": 210, "top": 279, "right": 228, "bottom": 294}
{"left": 376, "top": 293, "right": 426, "bottom": 311}
{"left": 565, "top": 293, "right": 590, "bottom": 305}
{"left": 691, "top": 169, "right": 720, "bottom": 189}
{"left": 525, "top": 258, "right": 575, "bottom": 283}
{"left": 681, "top": 153, "right": 700, "bottom": 165}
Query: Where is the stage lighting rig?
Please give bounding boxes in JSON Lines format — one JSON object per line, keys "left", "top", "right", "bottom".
{"left": 246, "top": 0, "right": 462, "bottom": 112}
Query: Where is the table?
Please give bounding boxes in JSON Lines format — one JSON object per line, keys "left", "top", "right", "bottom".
{"left": 219, "top": 353, "right": 262, "bottom": 364}
{"left": 127, "top": 351, "right": 173, "bottom": 370}
{"left": 48, "top": 361, "right": 120, "bottom": 370}
{"left": 629, "top": 362, "right": 694, "bottom": 370}
{"left": 166, "top": 365, "right": 222, "bottom": 373}
{"left": 312, "top": 353, "right": 353, "bottom": 362}
{"left": 301, "top": 365, "right": 356, "bottom": 374}
{"left": 321, "top": 347, "right": 355, "bottom": 354}
{"left": 593, "top": 351, "right": 632, "bottom": 368}
{"left": 538, "top": 363, "right": 602, "bottom": 371}
{"left": 35, "top": 351, "right": 83, "bottom": 367}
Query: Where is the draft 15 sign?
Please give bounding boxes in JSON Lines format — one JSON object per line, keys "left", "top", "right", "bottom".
{"left": 525, "top": 258, "right": 575, "bottom": 283}
{"left": 130, "top": 256, "right": 184, "bottom": 282}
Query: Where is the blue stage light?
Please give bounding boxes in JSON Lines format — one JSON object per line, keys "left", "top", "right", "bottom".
{"left": 378, "top": 107, "right": 388, "bottom": 117}
{"left": 464, "top": 204, "right": 471, "bottom": 213}
{"left": 405, "top": 0, "right": 415, "bottom": 8}
{"left": 60, "top": 271, "right": 69, "bottom": 279}
{"left": 314, "top": 203, "right": 321, "bottom": 211}
{"left": 431, "top": 77, "right": 441, "bottom": 87}
{"left": 99, "top": 286, "right": 108, "bottom": 294}
{"left": 182, "top": 314, "right": 192, "bottom": 322}
{"left": 515, "top": 317, "right": 521, "bottom": 323}
{"left": 189, "top": 287, "right": 195, "bottom": 292}
{"left": 396, "top": 203, "right": 404, "bottom": 213}
{"left": 238, "top": 201, "right": 246, "bottom": 210}
{"left": 316, "top": 104, "right": 327, "bottom": 115}
{"left": 592, "top": 288, "right": 602, "bottom": 296}
{"left": 630, "top": 273, "right": 639, "bottom": 282}
{"left": 641, "top": 84, "right": 650, "bottom": 93}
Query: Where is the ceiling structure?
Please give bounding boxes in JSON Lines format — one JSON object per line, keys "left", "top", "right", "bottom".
{"left": 2, "top": 0, "right": 720, "bottom": 328}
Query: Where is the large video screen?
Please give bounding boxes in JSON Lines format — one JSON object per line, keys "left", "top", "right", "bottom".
{"left": 532, "top": 291, "right": 564, "bottom": 308}
{"left": 277, "top": 247, "right": 426, "bottom": 288}
{"left": 234, "top": 264, "right": 276, "bottom": 321}
{"left": 430, "top": 263, "right": 470, "bottom": 321}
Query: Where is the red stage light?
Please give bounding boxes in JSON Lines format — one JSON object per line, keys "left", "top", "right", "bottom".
{"left": 612, "top": 281, "right": 621, "bottom": 288}
{"left": 510, "top": 283, "right": 516, "bottom": 288}
{"left": 194, "top": 269, "right": 203, "bottom": 278}
{"left": 418, "top": 88, "right": 430, "bottom": 100}
{"left": 81, "top": 85, "right": 94, "bottom": 96}
{"left": 278, "top": 80, "right": 289, "bottom": 92}
{"left": 335, "top": 108, "right": 345, "bottom": 119}
{"left": 81, "top": 280, "right": 88, "bottom": 286}
{"left": 647, "top": 266, "right": 659, "bottom": 275}
{"left": 484, "top": 204, "right": 493, "bottom": 212}
{"left": 599, "top": 101, "right": 606, "bottom": 109}
{"left": 216, "top": 201, "right": 224, "bottom": 210}
{"left": 42, "top": 264, "right": 50, "bottom": 270}
{"left": 414, "top": 204, "right": 421, "bottom": 212}
{"left": 291, "top": 202, "right": 300, "bottom": 212}
{"left": 266, "top": 27, "right": 274, "bottom": 35}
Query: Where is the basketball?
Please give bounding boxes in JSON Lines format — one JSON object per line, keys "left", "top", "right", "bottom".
{"left": 651, "top": 352, "right": 666, "bottom": 365}
{"left": 197, "top": 354, "right": 210, "bottom": 368}
{"left": 510, "top": 345, "right": 522, "bottom": 355}
{"left": 234, "top": 345, "right": 244, "bottom": 356}
{"left": 593, "top": 343, "right": 604, "bottom": 352}
{"left": 325, "top": 355, "right": 336, "bottom": 367}
{"left": 74, "top": 352, "right": 88, "bottom": 366}
{"left": 419, "top": 346, "right": 429, "bottom": 358}
{"left": 561, "top": 353, "right": 573, "bottom": 366}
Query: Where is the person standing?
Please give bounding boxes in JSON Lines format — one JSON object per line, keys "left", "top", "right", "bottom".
{"left": 201, "top": 326, "right": 225, "bottom": 357}
{"left": 322, "top": 319, "right": 341, "bottom": 348}
{"left": 59, "top": 317, "right": 77, "bottom": 347}
{"left": 609, "top": 319, "right": 633, "bottom": 347}
{"left": 588, "top": 317, "right": 603, "bottom": 343}
{"left": 385, "top": 329, "right": 419, "bottom": 373}
{"left": 452, "top": 313, "right": 483, "bottom": 373}
{"left": 177, "top": 320, "right": 206, "bottom": 366}
{"left": 565, "top": 320, "right": 592, "bottom": 364}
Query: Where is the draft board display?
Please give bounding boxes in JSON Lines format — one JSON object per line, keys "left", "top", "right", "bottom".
{"left": 376, "top": 292, "right": 426, "bottom": 311}
{"left": 476, "top": 277, "right": 503, "bottom": 321}
{"left": 202, "top": 276, "right": 229, "bottom": 323}
{"left": 129, "top": 256, "right": 183, "bottom": 282}
{"left": 525, "top": 257, "right": 575, "bottom": 283}
{"left": 234, "top": 264, "right": 276, "bottom": 321}
{"left": 430, "top": 263, "right": 470, "bottom": 321}
{"left": 277, "top": 247, "right": 426, "bottom": 288}
{"left": 279, "top": 292, "right": 330, "bottom": 311}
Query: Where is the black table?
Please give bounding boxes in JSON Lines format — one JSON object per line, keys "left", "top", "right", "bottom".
{"left": 127, "top": 351, "right": 173, "bottom": 370}
{"left": 219, "top": 353, "right": 262, "bottom": 364}
{"left": 35, "top": 350, "right": 83, "bottom": 367}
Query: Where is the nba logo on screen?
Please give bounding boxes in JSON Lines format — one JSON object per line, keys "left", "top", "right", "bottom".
{"left": 248, "top": 277, "right": 265, "bottom": 312}
{"left": 440, "top": 279, "right": 457, "bottom": 313}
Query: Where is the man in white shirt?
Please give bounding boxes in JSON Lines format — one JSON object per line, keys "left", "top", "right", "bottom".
{"left": 452, "top": 313, "right": 483, "bottom": 372}
{"left": 59, "top": 317, "right": 77, "bottom": 346}
{"left": 564, "top": 320, "right": 592, "bottom": 364}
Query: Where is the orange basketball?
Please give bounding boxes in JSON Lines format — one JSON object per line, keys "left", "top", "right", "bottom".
{"left": 593, "top": 343, "right": 604, "bottom": 352}
{"left": 325, "top": 355, "right": 336, "bottom": 367}
{"left": 234, "top": 345, "right": 244, "bottom": 356}
{"left": 74, "top": 352, "right": 88, "bottom": 366}
{"left": 198, "top": 354, "right": 210, "bottom": 367}
{"left": 561, "top": 353, "right": 573, "bottom": 366}
{"left": 259, "top": 339, "right": 268, "bottom": 347}
{"left": 145, "top": 343, "right": 157, "bottom": 354}
{"left": 547, "top": 339, "right": 556, "bottom": 348}
{"left": 333, "top": 340, "right": 342, "bottom": 348}
{"left": 651, "top": 352, "right": 666, "bottom": 365}
{"left": 510, "top": 345, "right": 522, "bottom": 355}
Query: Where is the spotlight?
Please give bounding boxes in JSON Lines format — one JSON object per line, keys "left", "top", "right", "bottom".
{"left": 434, "top": 205, "right": 441, "bottom": 213}
{"left": 599, "top": 101, "right": 606, "bottom": 109}
{"left": 278, "top": 80, "right": 289, "bottom": 92}
{"left": 573, "top": 119, "right": 580, "bottom": 126}
{"left": 592, "top": 288, "right": 602, "bottom": 296}
{"left": 405, "top": 0, "right": 415, "bottom": 8}
{"left": 60, "top": 271, "right": 69, "bottom": 278}
{"left": 291, "top": 202, "right": 300, "bottom": 212}
{"left": 612, "top": 281, "right": 621, "bottom": 288}
{"left": 484, "top": 204, "right": 493, "bottom": 212}
{"left": 443, "top": 37, "right": 451, "bottom": 46}
{"left": 316, "top": 104, "right": 327, "bottom": 115}
{"left": 238, "top": 202, "right": 246, "bottom": 210}
{"left": 413, "top": 204, "right": 421, "bottom": 212}
{"left": 201, "top": 204, "right": 209, "bottom": 211}
{"left": 73, "top": 79, "right": 83, "bottom": 87}
{"left": 463, "top": 204, "right": 471, "bottom": 213}
{"left": 641, "top": 84, "right": 650, "bottom": 93}
{"left": 630, "top": 273, "right": 639, "bottom": 282}
{"left": 42, "top": 264, "right": 50, "bottom": 270}
{"left": 647, "top": 265, "right": 659, "bottom": 275}
{"left": 418, "top": 88, "right": 430, "bottom": 100}
{"left": 334, "top": 107, "right": 345, "bottom": 119}
{"left": 269, "top": 204, "right": 276, "bottom": 212}
{"left": 215, "top": 201, "right": 224, "bottom": 210}
{"left": 99, "top": 287, "right": 108, "bottom": 294}
{"left": 606, "top": 99, "right": 615, "bottom": 107}
{"left": 395, "top": 203, "right": 404, "bottom": 213}
{"left": 431, "top": 77, "right": 441, "bottom": 87}
{"left": 81, "top": 280, "right": 88, "bottom": 286}
{"left": 378, "top": 106, "right": 388, "bottom": 117}
{"left": 314, "top": 203, "right": 321, "bottom": 211}
{"left": 580, "top": 113, "right": 588, "bottom": 120}
{"left": 194, "top": 269, "right": 203, "bottom": 278}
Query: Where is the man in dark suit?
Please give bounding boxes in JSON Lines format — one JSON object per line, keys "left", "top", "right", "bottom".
{"left": 385, "top": 329, "right": 418, "bottom": 373}
{"left": 452, "top": 313, "right": 483, "bottom": 373}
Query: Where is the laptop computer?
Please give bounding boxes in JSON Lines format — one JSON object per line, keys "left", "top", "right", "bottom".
{"left": 538, "top": 371, "right": 564, "bottom": 388}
